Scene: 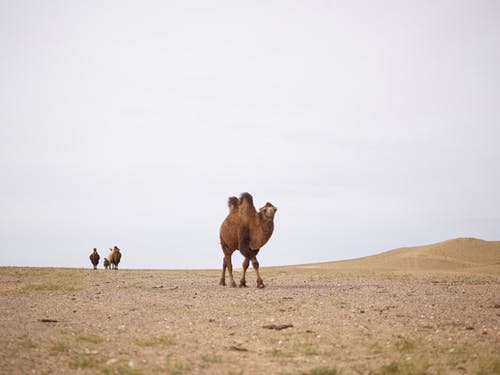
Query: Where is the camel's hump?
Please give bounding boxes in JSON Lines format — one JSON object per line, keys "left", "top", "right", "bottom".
{"left": 239, "top": 192, "right": 253, "bottom": 206}
{"left": 228, "top": 196, "right": 239, "bottom": 208}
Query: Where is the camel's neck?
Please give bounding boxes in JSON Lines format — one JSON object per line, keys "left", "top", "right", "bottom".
{"left": 247, "top": 214, "right": 275, "bottom": 250}
{"left": 257, "top": 217, "right": 274, "bottom": 244}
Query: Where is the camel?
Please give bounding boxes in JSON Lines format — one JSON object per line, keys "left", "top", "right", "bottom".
{"left": 219, "top": 192, "right": 277, "bottom": 288}
{"left": 107, "top": 248, "right": 117, "bottom": 269}
{"left": 103, "top": 258, "right": 110, "bottom": 269}
{"left": 109, "top": 246, "right": 122, "bottom": 270}
{"left": 89, "top": 248, "right": 100, "bottom": 269}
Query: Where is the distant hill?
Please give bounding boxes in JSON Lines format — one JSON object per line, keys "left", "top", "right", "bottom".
{"left": 303, "top": 238, "right": 500, "bottom": 274}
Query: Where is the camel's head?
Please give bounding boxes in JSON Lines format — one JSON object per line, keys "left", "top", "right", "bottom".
{"left": 259, "top": 202, "right": 277, "bottom": 220}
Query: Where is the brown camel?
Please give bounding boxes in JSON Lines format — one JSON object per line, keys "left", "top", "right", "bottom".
{"left": 103, "top": 258, "right": 110, "bottom": 269}
{"left": 109, "top": 246, "right": 122, "bottom": 270}
{"left": 89, "top": 248, "right": 100, "bottom": 269}
{"left": 219, "top": 192, "right": 277, "bottom": 288}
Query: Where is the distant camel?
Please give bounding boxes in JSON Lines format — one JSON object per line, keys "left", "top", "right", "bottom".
{"left": 107, "top": 248, "right": 114, "bottom": 266}
{"left": 103, "top": 258, "right": 110, "bottom": 269}
{"left": 89, "top": 248, "right": 100, "bottom": 269}
{"left": 219, "top": 192, "right": 277, "bottom": 288}
{"left": 109, "top": 246, "right": 122, "bottom": 270}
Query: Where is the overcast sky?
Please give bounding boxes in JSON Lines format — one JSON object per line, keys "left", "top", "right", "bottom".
{"left": 1, "top": 0, "right": 499, "bottom": 269}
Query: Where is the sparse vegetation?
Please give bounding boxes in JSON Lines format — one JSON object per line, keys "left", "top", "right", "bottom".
{"left": 1, "top": 266, "right": 498, "bottom": 374}
{"left": 271, "top": 348, "right": 289, "bottom": 357}
{"left": 310, "top": 366, "right": 337, "bottom": 375}
{"left": 21, "top": 336, "right": 37, "bottom": 348}
{"left": 164, "top": 355, "right": 193, "bottom": 375}
{"left": 50, "top": 341, "right": 68, "bottom": 353}
{"left": 378, "top": 360, "right": 429, "bottom": 375}
{"left": 22, "top": 282, "right": 75, "bottom": 292}
{"left": 116, "top": 365, "right": 142, "bottom": 375}
{"left": 271, "top": 348, "right": 280, "bottom": 356}
{"left": 77, "top": 334, "right": 103, "bottom": 344}
{"left": 67, "top": 353, "right": 94, "bottom": 369}
{"left": 136, "top": 335, "right": 173, "bottom": 347}
{"left": 201, "top": 353, "right": 222, "bottom": 364}
{"left": 303, "top": 346, "right": 320, "bottom": 356}
{"left": 395, "top": 335, "right": 416, "bottom": 352}
{"left": 477, "top": 359, "right": 500, "bottom": 375}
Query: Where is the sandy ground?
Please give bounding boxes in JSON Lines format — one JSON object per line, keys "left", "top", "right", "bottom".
{"left": 0, "top": 264, "right": 499, "bottom": 375}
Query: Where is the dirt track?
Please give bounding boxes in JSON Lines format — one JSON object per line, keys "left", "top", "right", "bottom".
{"left": 0, "top": 266, "right": 499, "bottom": 374}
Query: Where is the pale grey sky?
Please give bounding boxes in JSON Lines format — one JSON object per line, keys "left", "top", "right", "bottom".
{"left": 1, "top": 0, "right": 499, "bottom": 269}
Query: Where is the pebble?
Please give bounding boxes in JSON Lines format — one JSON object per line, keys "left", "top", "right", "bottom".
{"left": 106, "top": 358, "right": 118, "bottom": 365}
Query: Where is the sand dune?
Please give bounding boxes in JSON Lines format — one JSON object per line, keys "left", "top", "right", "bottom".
{"left": 305, "top": 238, "right": 500, "bottom": 273}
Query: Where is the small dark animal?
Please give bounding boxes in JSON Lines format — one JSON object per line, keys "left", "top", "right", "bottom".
{"left": 89, "top": 248, "right": 100, "bottom": 269}
{"left": 103, "top": 258, "right": 110, "bottom": 269}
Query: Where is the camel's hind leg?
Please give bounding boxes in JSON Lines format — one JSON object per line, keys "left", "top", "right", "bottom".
{"left": 251, "top": 255, "right": 265, "bottom": 288}
{"left": 220, "top": 243, "right": 237, "bottom": 287}
{"left": 225, "top": 254, "right": 237, "bottom": 287}
{"left": 219, "top": 255, "right": 234, "bottom": 286}
{"left": 239, "top": 257, "right": 250, "bottom": 287}
{"left": 219, "top": 256, "right": 227, "bottom": 286}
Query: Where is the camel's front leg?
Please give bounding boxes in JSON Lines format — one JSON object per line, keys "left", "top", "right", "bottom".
{"left": 239, "top": 257, "right": 250, "bottom": 287}
{"left": 251, "top": 255, "right": 264, "bottom": 288}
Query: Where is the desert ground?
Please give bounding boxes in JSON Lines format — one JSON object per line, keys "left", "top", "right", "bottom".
{"left": 0, "top": 238, "right": 499, "bottom": 375}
